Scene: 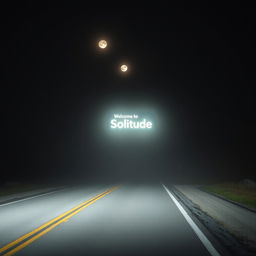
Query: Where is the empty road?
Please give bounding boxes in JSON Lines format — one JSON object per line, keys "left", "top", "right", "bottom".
{"left": 0, "top": 184, "right": 221, "bottom": 256}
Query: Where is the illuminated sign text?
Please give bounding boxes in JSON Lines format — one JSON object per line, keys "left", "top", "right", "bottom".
{"left": 110, "top": 114, "right": 153, "bottom": 129}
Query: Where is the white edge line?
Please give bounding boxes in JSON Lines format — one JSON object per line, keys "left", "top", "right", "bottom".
{"left": 0, "top": 189, "right": 64, "bottom": 207}
{"left": 162, "top": 184, "right": 221, "bottom": 256}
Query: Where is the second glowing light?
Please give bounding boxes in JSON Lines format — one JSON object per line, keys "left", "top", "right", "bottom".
{"left": 98, "top": 39, "right": 128, "bottom": 73}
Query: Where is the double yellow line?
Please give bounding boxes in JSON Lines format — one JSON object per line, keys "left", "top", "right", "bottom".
{"left": 0, "top": 186, "right": 118, "bottom": 256}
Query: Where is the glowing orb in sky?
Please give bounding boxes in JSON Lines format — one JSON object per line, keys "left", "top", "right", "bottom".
{"left": 98, "top": 40, "right": 107, "bottom": 49}
{"left": 120, "top": 64, "right": 128, "bottom": 72}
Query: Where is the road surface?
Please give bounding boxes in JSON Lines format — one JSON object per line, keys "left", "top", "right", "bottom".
{"left": 0, "top": 184, "right": 221, "bottom": 256}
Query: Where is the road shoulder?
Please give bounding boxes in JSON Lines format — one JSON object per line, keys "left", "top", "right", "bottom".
{"left": 0, "top": 186, "right": 65, "bottom": 206}
{"left": 172, "top": 185, "right": 255, "bottom": 256}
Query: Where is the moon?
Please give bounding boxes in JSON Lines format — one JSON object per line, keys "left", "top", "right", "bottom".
{"left": 98, "top": 40, "right": 107, "bottom": 49}
{"left": 120, "top": 64, "right": 128, "bottom": 72}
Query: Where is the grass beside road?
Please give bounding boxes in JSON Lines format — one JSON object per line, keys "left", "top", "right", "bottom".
{"left": 0, "top": 183, "right": 48, "bottom": 198}
{"left": 203, "top": 182, "right": 256, "bottom": 209}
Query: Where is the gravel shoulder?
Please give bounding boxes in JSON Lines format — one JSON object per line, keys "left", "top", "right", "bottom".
{"left": 174, "top": 185, "right": 256, "bottom": 255}
{"left": 0, "top": 186, "right": 65, "bottom": 205}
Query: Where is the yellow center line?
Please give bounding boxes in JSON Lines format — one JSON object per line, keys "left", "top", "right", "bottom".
{"left": 0, "top": 186, "right": 118, "bottom": 256}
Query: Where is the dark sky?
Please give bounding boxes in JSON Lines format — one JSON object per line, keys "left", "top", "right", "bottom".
{"left": 1, "top": 4, "right": 256, "bottom": 184}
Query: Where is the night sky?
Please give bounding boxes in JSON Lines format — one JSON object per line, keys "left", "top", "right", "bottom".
{"left": 2, "top": 4, "right": 256, "bottom": 184}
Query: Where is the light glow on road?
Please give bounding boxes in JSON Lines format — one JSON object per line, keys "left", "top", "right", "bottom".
{"left": 0, "top": 187, "right": 118, "bottom": 256}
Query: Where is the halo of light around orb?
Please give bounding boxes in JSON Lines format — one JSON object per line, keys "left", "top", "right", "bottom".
{"left": 98, "top": 40, "right": 107, "bottom": 49}
{"left": 121, "top": 64, "right": 128, "bottom": 72}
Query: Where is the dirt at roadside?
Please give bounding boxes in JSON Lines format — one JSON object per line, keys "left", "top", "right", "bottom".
{"left": 172, "top": 185, "right": 256, "bottom": 256}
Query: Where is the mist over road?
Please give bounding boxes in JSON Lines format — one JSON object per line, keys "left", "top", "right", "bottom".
{"left": 0, "top": 184, "right": 220, "bottom": 256}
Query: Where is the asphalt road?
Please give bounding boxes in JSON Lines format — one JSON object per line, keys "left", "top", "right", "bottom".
{"left": 0, "top": 184, "right": 220, "bottom": 256}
